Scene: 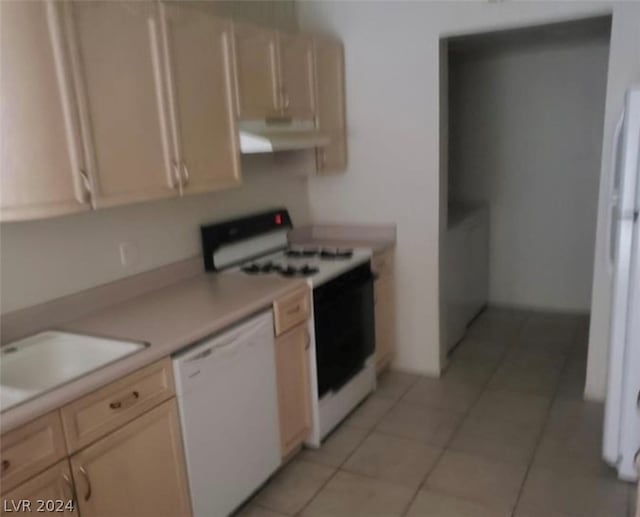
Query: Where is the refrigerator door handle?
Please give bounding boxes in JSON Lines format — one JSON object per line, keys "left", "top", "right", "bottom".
{"left": 608, "top": 112, "right": 625, "bottom": 270}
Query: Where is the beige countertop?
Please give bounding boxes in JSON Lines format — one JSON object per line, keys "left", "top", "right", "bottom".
{"left": 1, "top": 271, "right": 306, "bottom": 433}
{"left": 291, "top": 238, "right": 394, "bottom": 254}
{"left": 288, "top": 224, "right": 396, "bottom": 254}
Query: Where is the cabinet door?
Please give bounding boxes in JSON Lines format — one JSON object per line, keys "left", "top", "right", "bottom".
{"left": 1, "top": 460, "right": 78, "bottom": 517}
{"left": 69, "top": 399, "right": 190, "bottom": 517}
{"left": 274, "top": 324, "right": 311, "bottom": 458}
{"left": 160, "top": 3, "right": 241, "bottom": 195}
{"left": 278, "top": 33, "right": 315, "bottom": 119}
{"left": 66, "top": 1, "right": 178, "bottom": 208}
{"left": 374, "top": 274, "right": 395, "bottom": 372}
{"left": 0, "top": 1, "right": 89, "bottom": 221}
{"left": 314, "top": 38, "right": 347, "bottom": 173}
{"left": 232, "top": 23, "right": 280, "bottom": 119}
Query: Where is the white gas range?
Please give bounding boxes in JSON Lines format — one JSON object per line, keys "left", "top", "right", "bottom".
{"left": 238, "top": 246, "right": 372, "bottom": 286}
{"left": 200, "top": 209, "right": 377, "bottom": 447}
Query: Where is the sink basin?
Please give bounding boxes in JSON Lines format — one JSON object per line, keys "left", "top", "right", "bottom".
{"left": 0, "top": 331, "right": 147, "bottom": 411}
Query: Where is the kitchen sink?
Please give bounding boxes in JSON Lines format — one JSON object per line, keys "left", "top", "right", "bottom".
{"left": 0, "top": 331, "right": 147, "bottom": 411}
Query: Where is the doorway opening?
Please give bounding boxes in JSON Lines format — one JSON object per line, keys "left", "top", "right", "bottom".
{"left": 439, "top": 16, "right": 612, "bottom": 400}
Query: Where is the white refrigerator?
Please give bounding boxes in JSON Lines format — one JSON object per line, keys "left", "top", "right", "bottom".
{"left": 603, "top": 85, "right": 640, "bottom": 481}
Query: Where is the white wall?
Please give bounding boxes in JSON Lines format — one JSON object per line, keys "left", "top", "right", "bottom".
{"left": 0, "top": 153, "right": 313, "bottom": 313}
{"left": 449, "top": 31, "right": 610, "bottom": 313}
{"left": 298, "top": 1, "right": 640, "bottom": 387}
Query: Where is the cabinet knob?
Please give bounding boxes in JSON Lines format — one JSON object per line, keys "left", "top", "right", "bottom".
{"left": 1, "top": 459, "right": 10, "bottom": 474}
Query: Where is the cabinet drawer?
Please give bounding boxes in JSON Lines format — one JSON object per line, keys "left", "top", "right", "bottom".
{"left": 1, "top": 411, "right": 67, "bottom": 494}
{"left": 273, "top": 287, "right": 311, "bottom": 336}
{"left": 372, "top": 249, "right": 394, "bottom": 278}
{"left": 60, "top": 359, "right": 174, "bottom": 453}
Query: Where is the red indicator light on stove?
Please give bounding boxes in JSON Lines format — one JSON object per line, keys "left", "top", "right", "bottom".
{"left": 275, "top": 214, "right": 282, "bottom": 225}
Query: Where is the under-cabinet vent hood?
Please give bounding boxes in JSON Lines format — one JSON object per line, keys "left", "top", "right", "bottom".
{"left": 238, "top": 119, "right": 330, "bottom": 154}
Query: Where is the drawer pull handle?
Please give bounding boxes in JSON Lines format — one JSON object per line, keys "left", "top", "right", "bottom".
{"left": 171, "top": 161, "right": 181, "bottom": 189}
{"left": 286, "top": 305, "right": 302, "bottom": 315}
{"left": 62, "top": 472, "right": 77, "bottom": 508}
{"left": 78, "top": 466, "right": 91, "bottom": 501}
{"left": 182, "top": 162, "right": 190, "bottom": 186}
{"left": 109, "top": 390, "right": 140, "bottom": 410}
{"left": 1, "top": 459, "right": 10, "bottom": 474}
{"left": 318, "top": 149, "right": 326, "bottom": 168}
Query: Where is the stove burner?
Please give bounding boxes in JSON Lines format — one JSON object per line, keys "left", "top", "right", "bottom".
{"left": 279, "top": 265, "right": 298, "bottom": 277}
{"left": 285, "top": 248, "right": 319, "bottom": 258}
{"left": 241, "top": 257, "right": 321, "bottom": 278}
{"left": 299, "top": 264, "right": 319, "bottom": 277}
{"left": 241, "top": 264, "right": 260, "bottom": 274}
{"left": 319, "top": 248, "right": 353, "bottom": 260}
{"left": 259, "top": 261, "right": 281, "bottom": 273}
{"left": 272, "top": 264, "right": 319, "bottom": 277}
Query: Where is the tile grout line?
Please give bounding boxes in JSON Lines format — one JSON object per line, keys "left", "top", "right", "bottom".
{"left": 507, "top": 313, "right": 575, "bottom": 517}
{"left": 251, "top": 313, "right": 609, "bottom": 517}
{"left": 293, "top": 373, "right": 420, "bottom": 516}
{"left": 398, "top": 312, "right": 525, "bottom": 517}
{"left": 405, "top": 309, "right": 558, "bottom": 516}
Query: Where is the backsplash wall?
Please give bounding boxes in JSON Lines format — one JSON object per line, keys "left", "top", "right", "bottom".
{"left": 0, "top": 153, "right": 313, "bottom": 314}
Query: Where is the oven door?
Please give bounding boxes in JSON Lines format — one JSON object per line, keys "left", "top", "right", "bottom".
{"left": 313, "top": 262, "right": 375, "bottom": 398}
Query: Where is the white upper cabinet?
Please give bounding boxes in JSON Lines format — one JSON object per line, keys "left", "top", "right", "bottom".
{"left": 64, "top": 0, "right": 178, "bottom": 208}
{"left": 0, "top": 1, "right": 90, "bottom": 222}
{"left": 159, "top": 2, "right": 241, "bottom": 194}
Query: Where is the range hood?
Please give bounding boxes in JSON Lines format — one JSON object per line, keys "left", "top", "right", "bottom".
{"left": 238, "top": 119, "right": 330, "bottom": 154}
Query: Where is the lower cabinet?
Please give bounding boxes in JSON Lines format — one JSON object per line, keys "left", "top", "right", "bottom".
{"left": 274, "top": 323, "right": 312, "bottom": 458}
{"left": 68, "top": 399, "right": 190, "bottom": 517}
{"left": 374, "top": 273, "right": 394, "bottom": 372}
{"left": 373, "top": 250, "right": 395, "bottom": 372}
{"left": 1, "top": 460, "right": 77, "bottom": 516}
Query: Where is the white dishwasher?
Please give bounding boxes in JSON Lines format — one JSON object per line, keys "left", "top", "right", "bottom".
{"left": 172, "top": 310, "right": 281, "bottom": 517}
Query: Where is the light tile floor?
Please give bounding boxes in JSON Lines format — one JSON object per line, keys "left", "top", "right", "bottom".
{"left": 237, "top": 308, "right": 638, "bottom": 517}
